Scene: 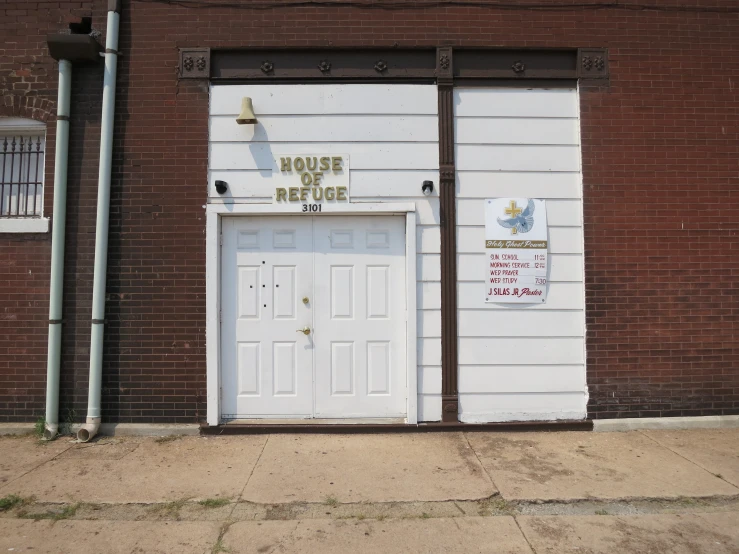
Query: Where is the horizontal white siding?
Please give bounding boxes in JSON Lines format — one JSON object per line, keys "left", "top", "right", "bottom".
{"left": 211, "top": 115, "right": 438, "bottom": 143}
{"left": 458, "top": 366, "right": 586, "bottom": 394}
{"left": 459, "top": 393, "right": 586, "bottom": 423}
{"left": 210, "top": 84, "right": 441, "bottom": 422}
{"left": 457, "top": 172, "right": 581, "bottom": 199}
{"left": 454, "top": 88, "right": 579, "bottom": 118}
{"left": 456, "top": 117, "right": 579, "bottom": 145}
{"left": 454, "top": 87, "right": 587, "bottom": 423}
{"left": 455, "top": 144, "right": 580, "bottom": 172}
{"left": 211, "top": 84, "right": 439, "bottom": 115}
{"left": 210, "top": 142, "right": 437, "bottom": 171}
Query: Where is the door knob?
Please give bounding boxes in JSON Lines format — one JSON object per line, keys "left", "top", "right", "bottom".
{"left": 302, "top": 297, "right": 309, "bottom": 304}
{"left": 296, "top": 326, "right": 311, "bottom": 335}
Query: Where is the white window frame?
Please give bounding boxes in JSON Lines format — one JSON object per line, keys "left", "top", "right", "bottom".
{"left": 205, "top": 202, "right": 418, "bottom": 426}
{"left": 0, "top": 117, "right": 49, "bottom": 233}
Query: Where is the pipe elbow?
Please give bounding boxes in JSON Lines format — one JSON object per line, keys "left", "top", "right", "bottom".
{"left": 77, "top": 418, "right": 101, "bottom": 443}
{"left": 43, "top": 423, "right": 59, "bottom": 441}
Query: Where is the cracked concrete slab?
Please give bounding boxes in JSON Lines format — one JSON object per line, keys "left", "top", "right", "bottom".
{"left": 517, "top": 512, "right": 739, "bottom": 554}
{"left": 642, "top": 429, "right": 739, "bottom": 488}
{"left": 0, "top": 519, "right": 221, "bottom": 554}
{"left": 465, "top": 431, "right": 739, "bottom": 501}
{"left": 1, "top": 435, "right": 268, "bottom": 503}
{"left": 0, "top": 436, "right": 73, "bottom": 490}
{"left": 242, "top": 433, "right": 496, "bottom": 504}
{"left": 222, "top": 517, "right": 532, "bottom": 554}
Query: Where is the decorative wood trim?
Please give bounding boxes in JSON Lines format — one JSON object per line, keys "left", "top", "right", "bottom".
{"left": 437, "top": 47, "right": 459, "bottom": 423}
{"left": 179, "top": 47, "right": 210, "bottom": 79}
{"left": 201, "top": 420, "right": 594, "bottom": 435}
{"left": 454, "top": 49, "right": 578, "bottom": 80}
{"left": 184, "top": 47, "right": 606, "bottom": 84}
{"left": 577, "top": 48, "right": 609, "bottom": 79}
{"left": 211, "top": 49, "right": 436, "bottom": 81}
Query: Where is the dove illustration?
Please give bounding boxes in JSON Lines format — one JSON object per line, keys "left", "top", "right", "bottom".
{"left": 497, "top": 199, "right": 535, "bottom": 234}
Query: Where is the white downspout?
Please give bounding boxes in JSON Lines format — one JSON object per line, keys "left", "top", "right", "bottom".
{"left": 43, "top": 59, "right": 72, "bottom": 441}
{"left": 78, "top": 0, "right": 121, "bottom": 442}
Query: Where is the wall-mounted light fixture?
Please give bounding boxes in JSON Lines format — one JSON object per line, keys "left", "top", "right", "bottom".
{"left": 236, "top": 97, "right": 257, "bottom": 125}
{"left": 422, "top": 180, "right": 434, "bottom": 196}
{"left": 215, "top": 180, "right": 228, "bottom": 194}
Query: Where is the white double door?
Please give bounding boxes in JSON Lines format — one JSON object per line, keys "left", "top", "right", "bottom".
{"left": 221, "top": 215, "right": 407, "bottom": 420}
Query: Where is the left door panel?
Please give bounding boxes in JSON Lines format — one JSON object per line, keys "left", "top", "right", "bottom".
{"left": 221, "top": 217, "right": 314, "bottom": 418}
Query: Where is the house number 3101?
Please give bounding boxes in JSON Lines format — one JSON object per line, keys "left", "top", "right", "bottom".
{"left": 302, "top": 204, "right": 322, "bottom": 213}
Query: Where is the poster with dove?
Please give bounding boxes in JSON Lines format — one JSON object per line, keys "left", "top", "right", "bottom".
{"left": 484, "top": 198, "right": 548, "bottom": 304}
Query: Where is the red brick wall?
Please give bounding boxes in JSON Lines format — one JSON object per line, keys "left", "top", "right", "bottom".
{"left": 1, "top": 0, "right": 737, "bottom": 422}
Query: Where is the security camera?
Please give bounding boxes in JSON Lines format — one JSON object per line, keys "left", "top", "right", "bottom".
{"left": 422, "top": 180, "right": 434, "bottom": 196}
{"left": 215, "top": 180, "right": 228, "bottom": 194}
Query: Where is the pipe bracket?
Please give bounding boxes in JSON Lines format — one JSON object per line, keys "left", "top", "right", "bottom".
{"left": 91, "top": 319, "right": 106, "bottom": 325}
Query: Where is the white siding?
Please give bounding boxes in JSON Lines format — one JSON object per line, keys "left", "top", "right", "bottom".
{"left": 454, "top": 87, "right": 587, "bottom": 423}
{"left": 209, "top": 84, "right": 441, "bottom": 422}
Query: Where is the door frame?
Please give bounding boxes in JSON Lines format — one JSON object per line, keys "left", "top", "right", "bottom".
{"left": 206, "top": 202, "right": 418, "bottom": 426}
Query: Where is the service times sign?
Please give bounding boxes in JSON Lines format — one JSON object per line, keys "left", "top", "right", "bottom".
{"left": 484, "top": 198, "right": 548, "bottom": 304}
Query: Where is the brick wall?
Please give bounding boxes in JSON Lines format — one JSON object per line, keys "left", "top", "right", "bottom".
{"left": 1, "top": 0, "right": 737, "bottom": 422}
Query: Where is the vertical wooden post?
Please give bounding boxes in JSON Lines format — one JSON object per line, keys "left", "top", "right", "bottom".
{"left": 437, "top": 47, "right": 459, "bottom": 422}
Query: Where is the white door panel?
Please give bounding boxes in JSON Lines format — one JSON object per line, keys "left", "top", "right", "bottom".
{"left": 221, "top": 215, "right": 407, "bottom": 420}
{"left": 313, "top": 216, "right": 407, "bottom": 417}
{"left": 221, "top": 216, "right": 314, "bottom": 418}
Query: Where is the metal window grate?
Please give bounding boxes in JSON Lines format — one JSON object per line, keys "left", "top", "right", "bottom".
{"left": 1, "top": 134, "right": 45, "bottom": 218}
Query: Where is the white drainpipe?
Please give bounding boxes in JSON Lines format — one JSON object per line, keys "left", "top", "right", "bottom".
{"left": 43, "top": 59, "right": 72, "bottom": 441}
{"left": 78, "top": 0, "right": 121, "bottom": 442}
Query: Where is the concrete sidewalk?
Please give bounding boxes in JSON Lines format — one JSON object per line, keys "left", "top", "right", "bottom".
{"left": 1, "top": 429, "right": 737, "bottom": 553}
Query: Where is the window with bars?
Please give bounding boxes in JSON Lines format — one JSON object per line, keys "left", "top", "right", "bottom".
{"left": 0, "top": 118, "right": 46, "bottom": 218}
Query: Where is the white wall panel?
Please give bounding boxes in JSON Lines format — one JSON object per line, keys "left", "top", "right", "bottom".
{"left": 211, "top": 84, "right": 439, "bottom": 115}
{"left": 458, "top": 310, "right": 584, "bottom": 338}
{"left": 455, "top": 144, "right": 581, "bottom": 172}
{"left": 454, "top": 88, "right": 578, "bottom": 118}
{"left": 418, "top": 394, "right": 442, "bottom": 422}
{"left": 453, "top": 87, "right": 586, "bottom": 423}
{"left": 418, "top": 366, "right": 442, "bottom": 394}
{"left": 458, "top": 392, "right": 587, "bottom": 423}
{"left": 211, "top": 114, "right": 439, "bottom": 143}
{"left": 356, "top": 198, "right": 436, "bottom": 226}
{"left": 458, "top": 365, "right": 586, "bottom": 394}
{"left": 456, "top": 171, "right": 581, "bottom": 199}
{"left": 458, "top": 337, "right": 585, "bottom": 365}
{"left": 351, "top": 170, "right": 441, "bottom": 197}
{"left": 418, "top": 225, "right": 441, "bottom": 254}
{"left": 456, "top": 117, "right": 579, "bottom": 145}
{"left": 417, "top": 282, "right": 441, "bottom": 310}
{"left": 417, "top": 254, "right": 441, "bottom": 282}
{"left": 417, "top": 309, "right": 441, "bottom": 338}
{"left": 418, "top": 337, "right": 441, "bottom": 366}
{"left": 210, "top": 84, "right": 440, "bottom": 424}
